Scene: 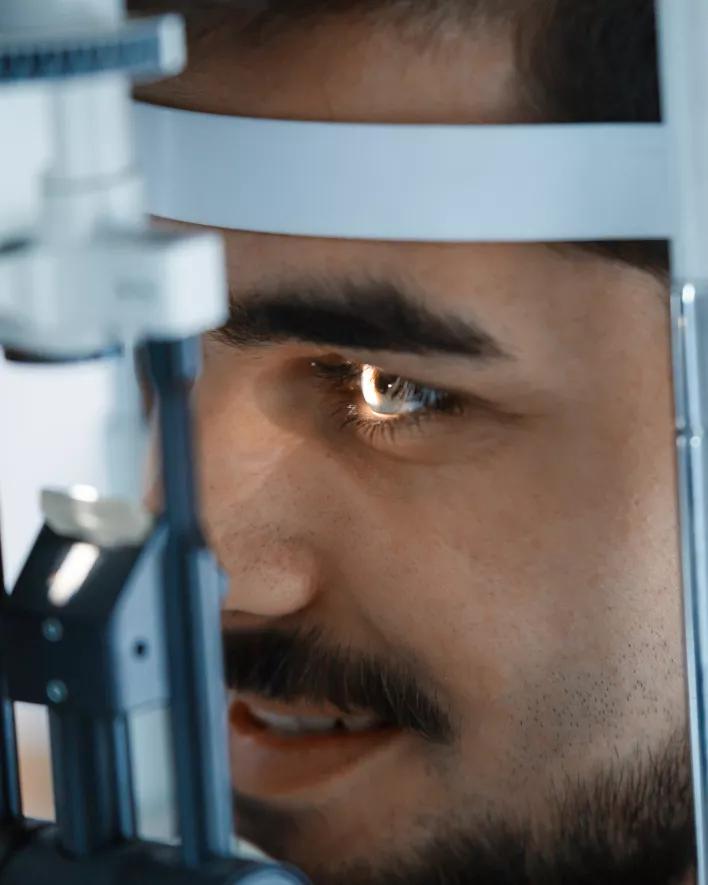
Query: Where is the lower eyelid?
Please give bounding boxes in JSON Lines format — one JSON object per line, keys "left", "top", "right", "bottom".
{"left": 355, "top": 395, "right": 466, "bottom": 430}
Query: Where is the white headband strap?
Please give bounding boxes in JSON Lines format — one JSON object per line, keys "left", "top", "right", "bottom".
{"left": 133, "top": 101, "right": 670, "bottom": 243}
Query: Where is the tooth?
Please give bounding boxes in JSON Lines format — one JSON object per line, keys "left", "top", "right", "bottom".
{"left": 252, "top": 711, "right": 304, "bottom": 733}
{"left": 250, "top": 709, "right": 340, "bottom": 734}
{"left": 339, "top": 716, "right": 382, "bottom": 732}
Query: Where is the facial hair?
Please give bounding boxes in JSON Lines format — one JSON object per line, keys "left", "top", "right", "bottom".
{"left": 224, "top": 630, "right": 695, "bottom": 885}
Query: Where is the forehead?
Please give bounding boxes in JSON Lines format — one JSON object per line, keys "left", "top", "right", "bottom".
{"left": 141, "top": 9, "right": 520, "bottom": 122}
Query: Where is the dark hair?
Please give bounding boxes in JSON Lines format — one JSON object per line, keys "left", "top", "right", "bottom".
{"left": 516, "top": 0, "right": 667, "bottom": 273}
{"left": 129, "top": 0, "right": 669, "bottom": 274}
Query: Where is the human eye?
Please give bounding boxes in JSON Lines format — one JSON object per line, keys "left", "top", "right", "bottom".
{"left": 309, "top": 358, "right": 466, "bottom": 444}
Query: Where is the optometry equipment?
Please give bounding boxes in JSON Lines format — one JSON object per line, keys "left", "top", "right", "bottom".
{"left": 0, "top": 1, "right": 306, "bottom": 882}
{"left": 0, "top": 0, "right": 707, "bottom": 882}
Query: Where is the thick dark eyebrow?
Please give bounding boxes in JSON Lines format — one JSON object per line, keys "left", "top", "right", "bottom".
{"left": 213, "top": 278, "right": 510, "bottom": 360}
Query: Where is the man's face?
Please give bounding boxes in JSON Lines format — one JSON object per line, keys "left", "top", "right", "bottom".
{"left": 145, "top": 10, "right": 691, "bottom": 883}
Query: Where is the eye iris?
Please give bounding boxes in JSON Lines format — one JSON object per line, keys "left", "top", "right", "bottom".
{"left": 361, "top": 365, "right": 435, "bottom": 416}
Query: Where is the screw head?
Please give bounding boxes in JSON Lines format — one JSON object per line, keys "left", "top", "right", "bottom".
{"left": 133, "top": 639, "right": 149, "bottom": 658}
{"left": 46, "top": 680, "right": 68, "bottom": 704}
{"left": 41, "top": 618, "right": 63, "bottom": 642}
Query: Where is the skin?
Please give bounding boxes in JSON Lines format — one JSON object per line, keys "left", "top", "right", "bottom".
{"left": 140, "top": 8, "right": 690, "bottom": 882}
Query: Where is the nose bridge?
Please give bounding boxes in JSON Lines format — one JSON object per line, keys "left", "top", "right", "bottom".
{"left": 199, "top": 417, "right": 328, "bottom": 619}
{"left": 198, "top": 388, "right": 313, "bottom": 525}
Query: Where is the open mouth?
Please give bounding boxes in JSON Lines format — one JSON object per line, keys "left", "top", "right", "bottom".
{"left": 243, "top": 703, "right": 387, "bottom": 736}
{"left": 229, "top": 694, "right": 401, "bottom": 798}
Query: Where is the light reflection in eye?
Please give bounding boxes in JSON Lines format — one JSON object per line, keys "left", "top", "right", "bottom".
{"left": 360, "top": 364, "right": 446, "bottom": 417}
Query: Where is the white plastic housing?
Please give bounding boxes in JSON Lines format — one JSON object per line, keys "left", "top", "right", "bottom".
{"left": 657, "top": 0, "right": 708, "bottom": 279}
{"left": 0, "top": 5, "right": 225, "bottom": 524}
{"left": 0, "top": 86, "right": 51, "bottom": 241}
{"left": 0, "top": 230, "right": 227, "bottom": 355}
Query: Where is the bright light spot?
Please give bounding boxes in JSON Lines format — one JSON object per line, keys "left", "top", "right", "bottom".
{"left": 682, "top": 284, "right": 697, "bottom": 305}
{"left": 69, "top": 484, "right": 99, "bottom": 503}
{"left": 48, "top": 543, "right": 100, "bottom": 607}
{"left": 360, "top": 365, "right": 422, "bottom": 416}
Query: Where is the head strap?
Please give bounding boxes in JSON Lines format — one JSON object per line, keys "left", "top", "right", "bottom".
{"left": 133, "top": 101, "right": 669, "bottom": 243}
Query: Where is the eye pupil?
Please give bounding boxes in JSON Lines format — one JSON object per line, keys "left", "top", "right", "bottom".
{"left": 376, "top": 373, "right": 398, "bottom": 395}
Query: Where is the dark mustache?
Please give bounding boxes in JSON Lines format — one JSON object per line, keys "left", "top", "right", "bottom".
{"left": 222, "top": 628, "right": 453, "bottom": 744}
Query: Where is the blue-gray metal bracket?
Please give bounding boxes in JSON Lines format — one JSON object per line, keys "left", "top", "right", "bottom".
{"left": 0, "top": 18, "right": 170, "bottom": 83}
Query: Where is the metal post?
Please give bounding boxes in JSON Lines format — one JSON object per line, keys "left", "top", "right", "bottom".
{"left": 0, "top": 697, "right": 20, "bottom": 824}
{"left": 147, "top": 338, "right": 233, "bottom": 869}
{"left": 656, "top": 1, "right": 708, "bottom": 882}
{"left": 0, "top": 522, "right": 21, "bottom": 823}
{"left": 49, "top": 711, "right": 136, "bottom": 856}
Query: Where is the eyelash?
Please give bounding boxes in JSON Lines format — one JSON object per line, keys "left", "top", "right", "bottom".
{"left": 310, "top": 359, "right": 466, "bottom": 443}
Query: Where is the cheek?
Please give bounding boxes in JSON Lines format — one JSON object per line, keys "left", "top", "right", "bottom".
{"left": 192, "top": 360, "right": 298, "bottom": 503}
{"left": 329, "top": 398, "right": 684, "bottom": 747}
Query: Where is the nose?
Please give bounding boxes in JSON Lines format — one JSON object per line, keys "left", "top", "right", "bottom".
{"left": 146, "top": 470, "right": 321, "bottom": 619}
{"left": 188, "top": 368, "right": 326, "bottom": 622}
{"left": 218, "top": 532, "right": 320, "bottom": 619}
{"left": 143, "top": 431, "right": 320, "bottom": 619}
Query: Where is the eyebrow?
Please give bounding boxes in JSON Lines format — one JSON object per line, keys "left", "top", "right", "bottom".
{"left": 214, "top": 277, "right": 511, "bottom": 361}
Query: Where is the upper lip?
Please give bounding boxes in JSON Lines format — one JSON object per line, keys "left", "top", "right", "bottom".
{"left": 223, "top": 629, "right": 453, "bottom": 742}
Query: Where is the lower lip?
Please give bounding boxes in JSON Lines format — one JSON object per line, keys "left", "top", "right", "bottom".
{"left": 229, "top": 701, "right": 400, "bottom": 798}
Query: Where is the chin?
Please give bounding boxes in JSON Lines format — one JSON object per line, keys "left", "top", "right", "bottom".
{"left": 232, "top": 788, "right": 428, "bottom": 885}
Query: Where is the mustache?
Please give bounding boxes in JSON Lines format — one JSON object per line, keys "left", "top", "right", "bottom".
{"left": 222, "top": 628, "right": 453, "bottom": 744}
